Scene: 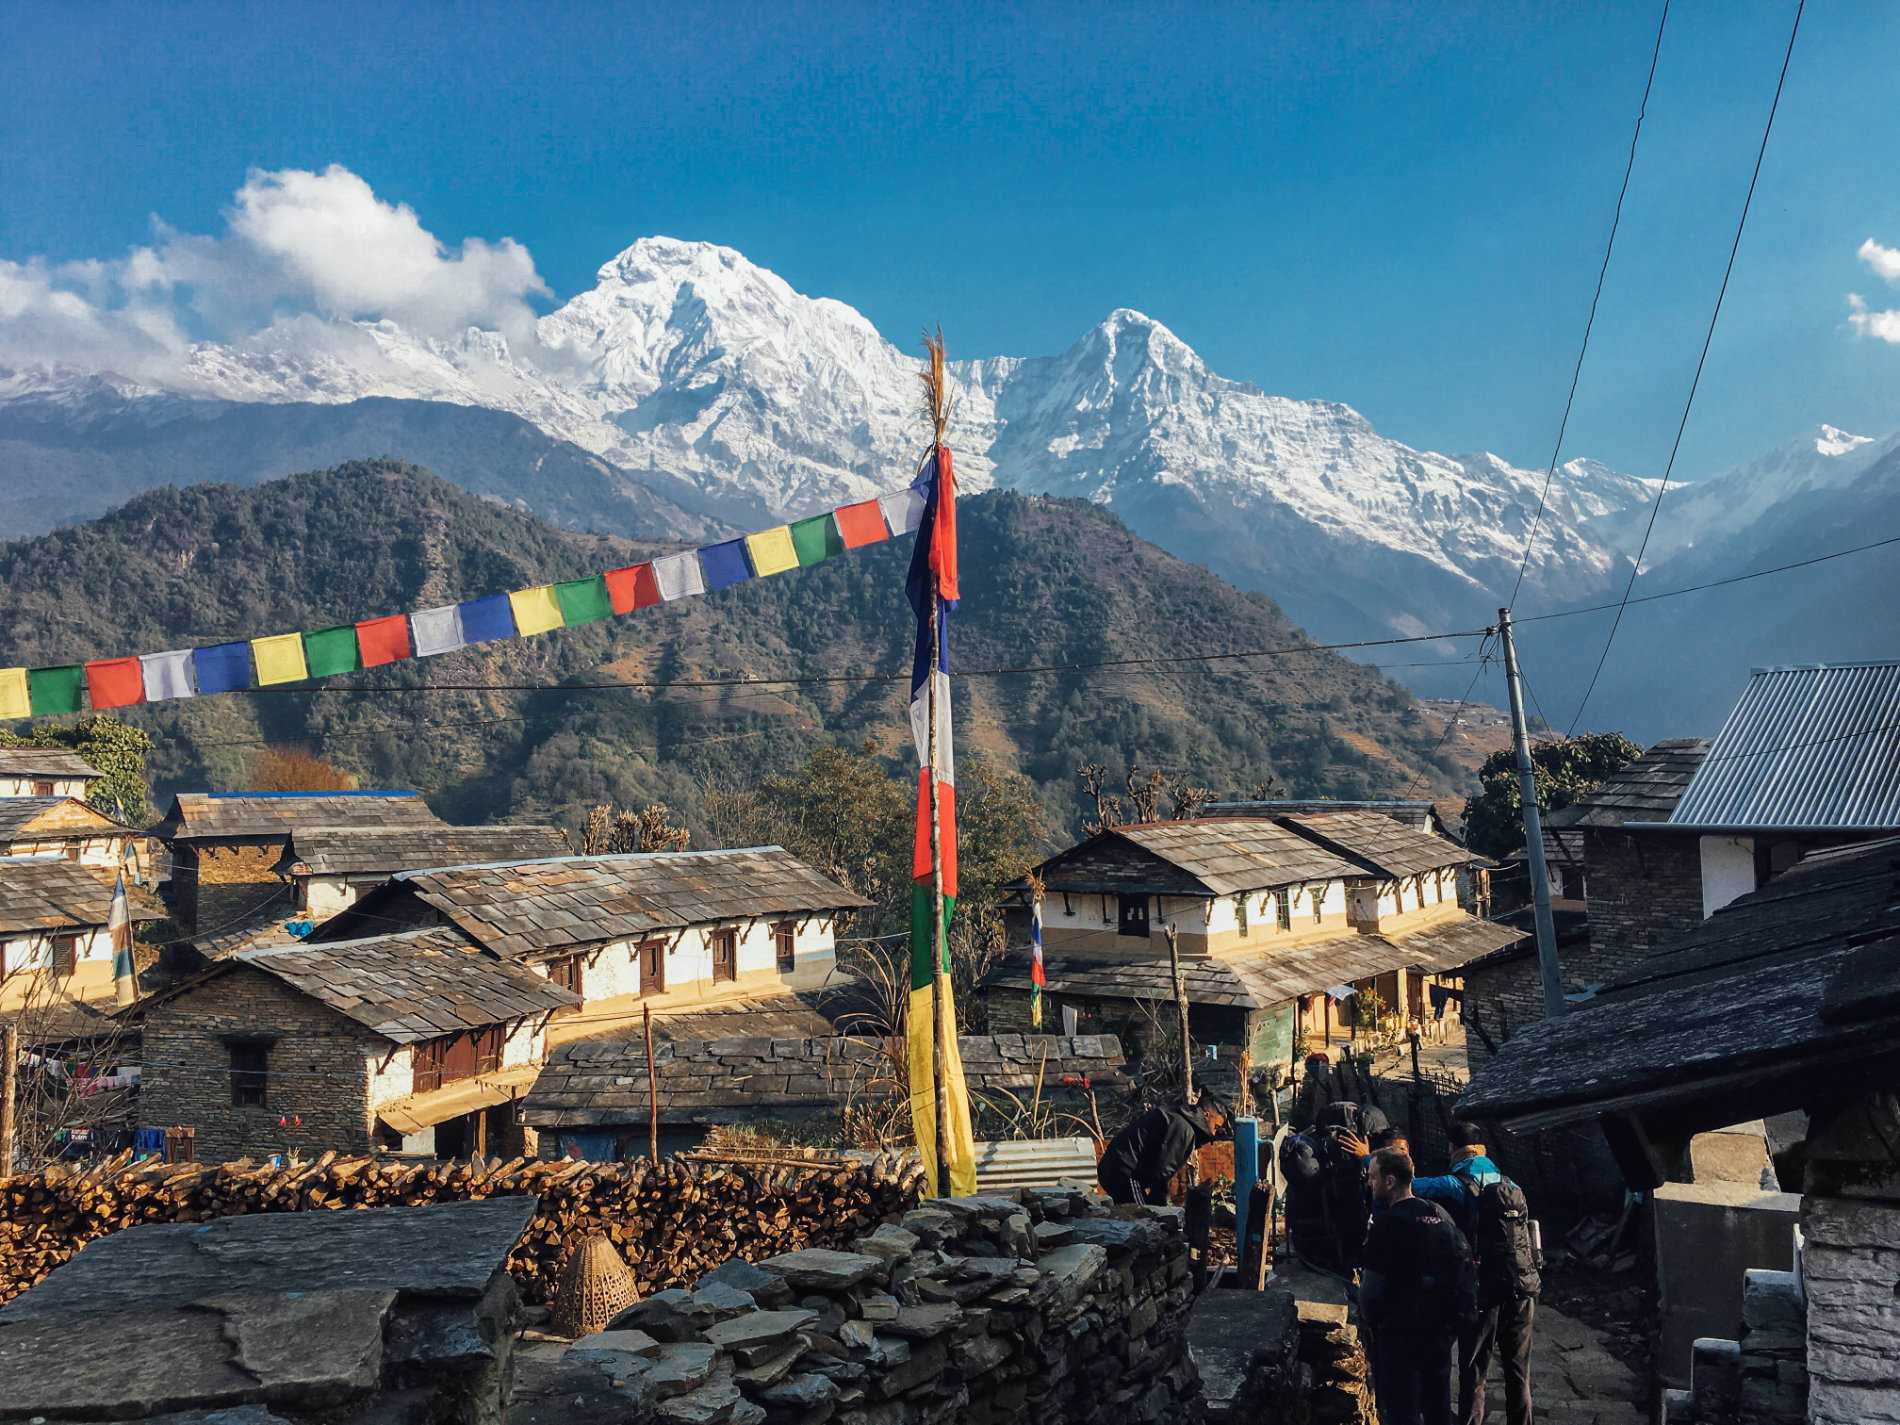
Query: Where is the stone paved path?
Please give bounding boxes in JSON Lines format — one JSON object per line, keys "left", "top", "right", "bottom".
{"left": 1477, "top": 1304, "right": 1645, "bottom": 1425}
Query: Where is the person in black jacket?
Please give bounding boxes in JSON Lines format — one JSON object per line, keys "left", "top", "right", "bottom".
{"left": 1359, "top": 1147, "right": 1473, "bottom": 1425}
{"left": 1096, "top": 1098, "right": 1226, "bottom": 1204}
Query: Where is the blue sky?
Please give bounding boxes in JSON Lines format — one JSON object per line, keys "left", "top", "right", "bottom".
{"left": 3, "top": 0, "right": 1896, "bottom": 480}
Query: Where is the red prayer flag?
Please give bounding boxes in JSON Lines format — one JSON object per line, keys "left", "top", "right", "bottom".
{"left": 85, "top": 657, "right": 145, "bottom": 710}
{"left": 356, "top": 615, "right": 411, "bottom": 667}
{"left": 833, "top": 500, "right": 889, "bottom": 549}
{"left": 605, "top": 563, "right": 662, "bottom": 614}
{"left": 930, "top": 446, "right": 958, "bottom": 602}
{"left": 911, "top": 769, "right": 958, "bottom": 896}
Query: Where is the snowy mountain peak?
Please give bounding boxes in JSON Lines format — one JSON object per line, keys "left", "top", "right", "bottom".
{"left": 1813, "top": 423, "right": 1874, "bottom": 457}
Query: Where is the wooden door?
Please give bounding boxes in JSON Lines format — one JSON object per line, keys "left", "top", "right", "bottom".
{"left": 639, "top": 939, "right": 665, "bottom": 996}
{"left": 439, "top": 1032, "right": 479, "bottom": 1084}
{"left": 547, "top": 955, "right": 582, "bottom": 1015}
{"left": 711, "top": 928, "right": 738, "bottom": 984}
{"left": 774, "top": 922, "right": 796, "bottom": 973}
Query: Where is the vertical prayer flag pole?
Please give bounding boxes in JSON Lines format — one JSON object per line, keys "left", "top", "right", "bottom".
{"left": 926, "top": 596, "right": 953, "bottom": 1190}
{"left": 1027, "top": 870, "right": 1046, "bottom": 1030}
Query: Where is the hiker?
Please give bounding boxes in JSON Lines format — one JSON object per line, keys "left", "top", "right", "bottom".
{"left": 1280, "top": 1100, "right": 1387, "bottom": 1272}
{"left": 1359, "top": 1146, "right": 1476, "bottom": 1425}
{"left": 1096, "top": 1097, "right": 1225, "bottom": 1205}
{"left": 1414, "top": 1121, "right": 1541, "bottom": 1425}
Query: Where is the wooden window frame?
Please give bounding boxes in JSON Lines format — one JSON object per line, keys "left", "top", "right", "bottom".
{"left": 639, "top": 938, "right": 667, "bottom": 997}
{"left": 710, "top": 927, "right": 739, "bottom": 985}
{"left": 1234, "top": 896, "right": 1248, "bottom": 937}
{"left": 50, "top": 935, "right": 78, "bottom": 978}
{"left": 413, "top": 1026, "right": 503, "bottom": 1094}
{"left": 1312, "top": 885, "right": 1326, "bottom": 924}
{"left": 773, "top": 922, "right": 797, "bottom": 974}
{"left": 229, "top": 1042, "right": 269, "bottom": 1107}
{"left": 1117, "top": 894, "right": 1150, "bottom": 940}
{"left": 1275, "top": 889, "right": 1292, "bottom": 932}
{"left": 545, "top": 954, "right": 583, "bottom": 1015}
{"left": 32, "top": 781, "right": 54, "bottom": 797}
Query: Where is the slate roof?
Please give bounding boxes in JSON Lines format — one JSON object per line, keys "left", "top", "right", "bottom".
{"left": 1660, "top": 664, "right": 1900, "bottom": 831}
{"left": 1025, "top": 820, "right": 1363, "bottom": 899}
{"left": 0, "top": 749, "right": 98, "bottom": 781}
{"left": 987, "top": 916, "right": 1522, "bottom": 1011}
{"left": 1204, "top": 800, "right": 1457, "bottom": 840}
{"left": 189, "top": 886, "right": 305, "bottom": 961}
{"left": 1278, "top": 811, "right": 1472, "bottom": 880}
{"left": 316, "top": 848, "right": 872, "bottom": 959}
{"left": 521, "top": 1032, "right": 1131, "bottom": 1128}
{"left": 235, "top": 927, "right": 579, "bottom": 1042}
{"left": 1458, "top": 836, "right": 1900, "bottom": 1132}
{"left": 155, "top": 791, "right": 445, "bottom": 843}
{"left": 0, "top": 857, "right": 120, "bottom": 935}
{"left": 0, "top": 798, "right": 136, "bottom": 847}
{"left": 1543, "top": 740, "right": 1710, "bottom": 832}
{"left": 279, "top": 824, "right": 570, "bottom": 876}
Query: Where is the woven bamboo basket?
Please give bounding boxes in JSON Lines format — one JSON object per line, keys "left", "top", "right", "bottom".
{"left": 550, "top": 1232, "right": 639, "bottom": 1338}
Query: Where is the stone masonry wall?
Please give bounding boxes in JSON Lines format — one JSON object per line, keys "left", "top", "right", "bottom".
{"left": 139, "top": 968, "right": 378, "bottom": 1162}
{"left": 174, "top": 839, "right": 293, "bottom": 935}
{"left": 1582, "top": 830, "right": 1704, "bottom": 983}
{"left": 1799, "top": 1194, "right": 1900, "bottom": 1425}
{"left": 516, "top": 1191, "right": 1204, "bottom": 1425}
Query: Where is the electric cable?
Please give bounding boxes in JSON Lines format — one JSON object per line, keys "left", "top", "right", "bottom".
{"left": 1567, "top": 0, "right": 1806, "bottom": 734}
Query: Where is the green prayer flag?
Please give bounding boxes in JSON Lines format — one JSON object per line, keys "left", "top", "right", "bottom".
{"left": 555, "top": 576, "right": 614, "bottom": 626}
{"left": 303, "top": 626, "right": 361, "bottom": 679}
{"left": 790, "top": 513, "right": 845, "bottom": 567}
{"left": 28, "top": 665, "right": 84, "bottom": 716}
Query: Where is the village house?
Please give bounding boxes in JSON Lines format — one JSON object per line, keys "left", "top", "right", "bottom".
{"left": 153, "top": 790, "right": 448, "bottom": 934}
{"left": 0, "top": 748, "right": 100, "bottom": 800}
{"left": 0, "top": 797, "right": 152, "bottom": 885}
{"left": 134, "top": 926, "right": 580, "bottom": 1163}
{"left": 1202, "top": 797, "right": 1462, "bottom": 838}
{"left": 304, "top": 848, "right": 871, "bottom": 1038}
{"left": 0, "top": 856, "right": 156, "bottom": 1012}
{"left": 984, "top": 813, "right": 1519, "bottom": 1082}
{"left": 1459, "top": 834, "right": 1900, "bottom": 1425}
{"left": 274, "top": 823, "right": 571, "bottom": 920}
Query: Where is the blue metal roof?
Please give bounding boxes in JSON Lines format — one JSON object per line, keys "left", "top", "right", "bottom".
{"left": 1667, "top": 663, "right": 1900, "bottom": 830}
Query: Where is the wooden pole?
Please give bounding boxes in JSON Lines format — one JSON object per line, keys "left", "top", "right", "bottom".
{"left": 926, "top": 580, "right": 953, "bottom": 1192}
{"left": 1166, "top": 923, "right": 1194, "bottom": 1104}
{"left": 1, "top": 1022, "right": 15, "bottom": 1176}
{"left": 644, "top": 1002, "right": 659, "bottom": 1164}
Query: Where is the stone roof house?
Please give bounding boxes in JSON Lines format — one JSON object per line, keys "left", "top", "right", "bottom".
{"left": 0, "top": 748, "right": 100, "bottom": 800}
{"left": 135, "top": 926, "right": 579, "bottom": 1162}
{"left": 0, "top": 856, "right": 161, "bottom": 1014}
{"left": 274, "top": 823, "right": 571, "bottom": 920}
{"left": 153, "top": 791, "right": 449, "bottom": 934}
{"left": 1459, "top": 836, "right": 1900, "bottom": 1425}
{"left": 985, "top": 814, "right": 1518, "bottom": 1078}
{"left": 1203, "top": 799, "right": 1461, "bottom": 840}
{"left": 307, "top": 848, "right": 871, "bottom": 1038}
{"left": 0, "top": 797, "right": 152, "bottom": 884}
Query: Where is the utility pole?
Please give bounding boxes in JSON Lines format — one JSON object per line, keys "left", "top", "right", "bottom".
{"left": 1498, "top": 608, "right": 1564, "bottom": 1018}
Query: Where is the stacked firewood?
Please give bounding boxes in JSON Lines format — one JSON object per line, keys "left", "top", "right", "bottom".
{"left": 0, "top": 1149, "right": 924, "bottom": 1305}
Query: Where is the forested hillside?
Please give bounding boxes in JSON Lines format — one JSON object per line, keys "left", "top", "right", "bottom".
{"left": 0, "top": 461, "right": 1466, "bottom": 839}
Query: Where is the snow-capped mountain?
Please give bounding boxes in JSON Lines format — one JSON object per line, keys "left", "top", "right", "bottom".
{"left": 1, "top": 234, "right": 1891, "bottom": 727}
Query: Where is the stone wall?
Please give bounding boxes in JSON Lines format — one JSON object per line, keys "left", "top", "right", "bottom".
{"left": 139, "top": 967, "right": 379, "bottom": 1162}
{"left": 1581, "top": 830, "right": 1704, "bottom": 983}
{"left": 172, "top": 838, "right": 293, "bottom": 933}
{"left": 1800, "top": 1194, "right": 1900, "bottom": 1425}
{"left": 518, "top": 1191, "right": 1204, "bottom": 1425}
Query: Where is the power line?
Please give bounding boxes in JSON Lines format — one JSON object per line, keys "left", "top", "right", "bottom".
{"left": 1401, "top": 637, "right": 1495, "bottom": 799}
{"left": 1567, "top": 0, "right": 1805, "bottom": 734}
{"left": 1509, "top": 0, "right": 1671, "bottom": 610}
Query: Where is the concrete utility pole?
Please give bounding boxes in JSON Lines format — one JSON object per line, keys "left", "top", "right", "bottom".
{"left": 1498, "top": 608, "right": 1564, "bottom": 1018}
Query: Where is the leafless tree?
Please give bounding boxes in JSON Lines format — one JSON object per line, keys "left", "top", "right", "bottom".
{"left": 1126, "top": 763, "right": 1167, "bottom": 824}
{"left": 1168, "top": 779, "right": 1216, "bottom": 821}
{"left": 1078, "top": 763, "right": 1124, "bottom": 835}
{"left": 580, "top": 803, "right": 690, "bottom": 855}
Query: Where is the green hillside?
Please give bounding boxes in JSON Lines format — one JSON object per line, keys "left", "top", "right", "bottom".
{"left": 0, "top": 461, "right": 1466, "bottom": 840}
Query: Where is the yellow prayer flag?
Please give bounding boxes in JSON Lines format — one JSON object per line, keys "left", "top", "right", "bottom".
{"left": 0, "top": 668, "right": 28, "bottom": 720}
{"left": 250, "top": 633, "right": 309, "bottom": 686}
{"left": 508, "top": 585, "right": 565, "bottom": 637}
{"left": 745, "top": 526, "right": 800, "bottom": 578}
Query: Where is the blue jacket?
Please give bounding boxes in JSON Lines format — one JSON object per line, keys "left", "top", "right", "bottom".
{"left": 1413, "top": 1153, "right": 1500, "bottom": 1235}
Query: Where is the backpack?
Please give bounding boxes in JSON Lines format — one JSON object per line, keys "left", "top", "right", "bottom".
{"left": 1280, "top": 1133, "right": 1337, "bottom": 1268}
{"left": 1411, "top": 1202, "right": 1480, "bottom": 1334}
{"left": 1472, "top": 1178, "right": 1542, "bottom": 1305}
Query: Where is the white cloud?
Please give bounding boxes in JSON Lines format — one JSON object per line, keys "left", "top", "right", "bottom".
{"left": 0, "top": 165, "right": 552, "bottom": 383}
{"left": 1859, "top": 237, "right": 1900, "bottom": 285}
{"left": 1848, "top": 293, "right": 1900, "bottom": 343}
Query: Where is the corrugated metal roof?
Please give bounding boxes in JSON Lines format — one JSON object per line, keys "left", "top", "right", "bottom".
{"left": 1667, "top": 664, "right": 1900, "bottom": 830}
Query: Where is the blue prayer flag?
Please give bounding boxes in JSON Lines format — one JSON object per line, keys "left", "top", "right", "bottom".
{"left": 458, "top": 594, "right": 517, "bottom": 644}
{"left": 699, "top": 540, "right": 752, "bottom": 592}
{"left": 192, "top": 642, "right": 252, "bottom": 694}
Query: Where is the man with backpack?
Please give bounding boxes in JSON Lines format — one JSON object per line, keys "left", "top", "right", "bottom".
{"left": 1414, "top": 1121, "right": 1540, "bottom": 1425}
{"left": 1280, "top": 1101, "right": 1388, "bottom": 1273}
{"left": 1359, "top": 1146, "right": 1477, "bottom": 1425}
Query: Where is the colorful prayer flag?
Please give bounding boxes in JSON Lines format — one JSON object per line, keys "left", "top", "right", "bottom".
{"left": 109, "top": 871, "right": 137, "bottom": 1007}
{"left": 251, "top": 633, "right": 310, "bottom": 686}
{"left": 699, "top": 539, "right": 752, "bottom": 592}
{"left": 302, "top": 626, "right": 361, "bottom": 679}
{"left": 85, "top": 658, "right": 145, "bottom": 710}
{"left": 745, "top": 526, "right": 800, "bottom": 577}
{"left": 459, "top": 594, "right": 516, "bottom": 644}
{"left": 410, "top": 605, "right": 466, "bottom": 658}
{"left": 29, "top": 665, "right": 86, "bottom": 715}
{"left": 652, "top": 551, "right": 706, "bottom": 602}
{"left": 0, "top": 668, "right": 30, "bottom": 720}
{"left": 903, "top": 447, "right": 976, "bottom": 1199}
{"left": 880, "top": 486, "right": 928, "bottom": 537}
{"left": 355, "top": 615, "right": 411, "bottom": 667}
{"left": 193, "top": 643, "right": 251, "bottom": 694}
{"left": 554, "top": 575, "right": 613, "bottom": 626}
{"left": 509, "top": 586, "right": 566, "bottom": 637}
{"left": 605, "top": 563, "right": 662, "bottom": 614}
{"left": 790, "top": 512, "right": 846, "bottom": 566}
{"left": 1031, "top": 891, "right": 1046, "bottom": 1030}
{"left": 833, "top": 499, "right": 889, "bottom": 549}
{"left": 139, "top": 650, "right": 195, "bottom": 702}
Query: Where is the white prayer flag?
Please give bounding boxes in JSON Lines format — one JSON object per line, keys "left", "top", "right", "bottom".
{"left": 138, "top": 649, "right": 196, "bottom": 702}
{"left": 652, "top": 551, "right": 707, "bottom": 602}
{"left": 879, "top": 487, "right": 927, "bottom": 537}
{"left": 410, "top": 605, "right": 467, "bottom": 658}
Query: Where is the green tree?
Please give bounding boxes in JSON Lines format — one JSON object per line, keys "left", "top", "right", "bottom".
{"left": 1462, "top": 732, "right": 1643, "bottom": 860}
{"left": 0, "top": 714, "right": 154, "bottom": 824}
